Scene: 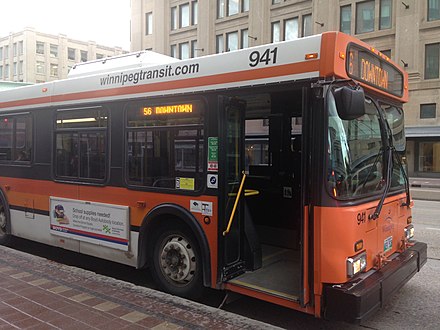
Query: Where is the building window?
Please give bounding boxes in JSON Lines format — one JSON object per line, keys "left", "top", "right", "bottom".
{"left": 0, "top": 47, "right": 3, "bottom": 61}
{"left": 420, "top": 103, "right": 437, "bottom": 119}
{"left": 425, "top": 43, "right": 440, "bottom": 79}
{"left": 4, "top": 46, "right": 9, "bottom": 59}
{"left": 191, "top": 40, "right": 198, "bottom": 58}
{"left": 18, "top": 41, "right": 23, "bottom": 55}
{"left": 226, "top": 31, "right": 239, "bottom": 51}
{"left": 218, "top": 0, "right": 226, "bottom": 18}
{"left": 242, "top": 0, "right": 249, "bottom": 12}
{"left": 192, "top": 1, "right": 198, "bottom": 25}
{"left": 13, "top": 43, "right": 17, "bottom": 57}
{"left": 302, "top": 14, "right": 312, "bottom": 37}
{"left": 180, "top": 4, "right": 190, "bottom": 28}
{"left": 13, "top": 62, "right": 17, "bottom": 76}
{"left": 356, "top": 1, "right": 375, "bottom": 34}
{"left": 68, "top": 48, "right": 76, "bottom": 61}
{"left": 50, "top": 44, "right": 58, "bottom": 58}
{"left": 218, "top": 0, "right": 246, "bottom": 18}
{"left": 0, "top": 66, "right": 3, "bottom": 78}
{"left": 171, "top": 7, "right": 178, "bottom": 30}
{"left": 4, "top": 65, "right": 9, "bottom": 78}
{"left": 146, "top": 12, "right": 153, "bottom": 35}
{"left": 36, "top": 61, "right": 45, "bottom": 74}
{"left": 228, "top": 0, "right": 239, "bottom": 16}
{"left": 418, "top": 141, "right": 440, "bottom": 173}
{"left": 18, "top": 61, "right": 23, "bottom": 75}
{"left": 36, "top": 41, "right": 44, "bottom": 55}
{"left": 0, "top": 114, "right": 33, "bottom": 163}
{"left": 380, "top": 0, "right": 392, "bottom": 29}
{"left": 216, "top": 35, "right": 224, "bottom": 53}
{"left": 80, "top": 50, "right": 88, "bottom": 62}
{"left": 272, "top": 0, "right": 282, "bottom": 4}
{"left": 428, "top": 0, "right": 440, "bottom": 21}
{"left": 241, "top": 29, "right": 249, "bottom": 49}
{"left": 272, "top": 21, "right": 281, "bottom": 42}
{"left": 126, "top": 100, "right": 204, "bottom": 190}
{"left": 381, "top": 49, "right": 392, "bottom": 59}
{"left": 340, "top": 5, "right": 352, "bottom": 34}
{"left": 170, "top": 44, "right": 177, "bottom": 58}
{"left": 180, "top": 42, "right": 190, "bottom": 59}
{"left": 50, "top": 63, "right": 58, "bottom": 77}
{"left": 55, "top": 108, "right": 108, "bottom": 181}
{"left": 285, "top": 18, "right": 299, "bottom": 40}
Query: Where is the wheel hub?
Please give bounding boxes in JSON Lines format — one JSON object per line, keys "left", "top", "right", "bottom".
{"left": 160, "top": 236, "right": 196, "bottom": 284}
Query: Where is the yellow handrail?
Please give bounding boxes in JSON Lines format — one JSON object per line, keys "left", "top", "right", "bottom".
{"left": 228, "top": 189, "right": 260, "bottom": 197}
{"left": 223, "top": 171, "right": 246, "bottom": 236}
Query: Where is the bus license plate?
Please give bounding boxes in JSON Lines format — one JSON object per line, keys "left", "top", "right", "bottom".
{"left": 384, "top": 236, "right": 393, "bottom": 252}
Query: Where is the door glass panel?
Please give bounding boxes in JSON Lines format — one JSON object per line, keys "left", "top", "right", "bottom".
{"left": 224, "top": 103, "right": 243, "bottom": 264}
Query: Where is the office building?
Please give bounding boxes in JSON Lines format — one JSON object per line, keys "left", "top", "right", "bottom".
{"left": 0, "top": 27, "right": 127, "bottom": 83}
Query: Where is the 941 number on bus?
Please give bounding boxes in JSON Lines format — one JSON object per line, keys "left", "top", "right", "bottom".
{"left": 249, "top": 47, "right": 278, "bottom": 67}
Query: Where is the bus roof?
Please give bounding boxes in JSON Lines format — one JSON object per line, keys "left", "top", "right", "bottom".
{"left": 0, "top": 81, "right": 33, "bottom": 91}
{"left": 67, "top": 51, "right": 180, "bottom": 78}
{"left": 0, "top": 32, "right": 408, "bottom": 112}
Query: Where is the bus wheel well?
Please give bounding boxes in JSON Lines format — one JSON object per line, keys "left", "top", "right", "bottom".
{"left": 145, "top": 215, "right": 191, "bottom": 260}
{"left": 137, "top": 205, "right": 211, "bottom": 288}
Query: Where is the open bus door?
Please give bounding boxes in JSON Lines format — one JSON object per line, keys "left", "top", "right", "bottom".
{"left": 219, "top": 96, "right": 262, "bottom": 282}
{"left": 219, "top": 89, "right": 308, "bottom": 306}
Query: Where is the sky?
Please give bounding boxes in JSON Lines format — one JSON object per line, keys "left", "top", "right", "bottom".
{"left": 0, "top": 0, "right": 131, "bottom": 50}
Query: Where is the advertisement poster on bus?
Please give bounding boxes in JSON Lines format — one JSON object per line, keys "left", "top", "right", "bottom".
{"left": 49, "top": 197, "right": 130, "bottom": 251}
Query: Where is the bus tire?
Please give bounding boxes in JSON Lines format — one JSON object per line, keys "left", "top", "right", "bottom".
{"left": 151, "top": 225, "right": 204, "bottom": 300}
{"left": 0, "top": 194, "right": 11, "bottom": 246}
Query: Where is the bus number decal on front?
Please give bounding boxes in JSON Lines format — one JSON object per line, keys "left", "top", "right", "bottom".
{"left": 249, "top": 47, "right": 278, "bottom": 67}
{"left": 357, "top": 211, "right": 366, "bottom": 225}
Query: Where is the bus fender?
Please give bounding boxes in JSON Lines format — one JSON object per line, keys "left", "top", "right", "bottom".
{"left": 137, "top": 203, "right": 211, "bottom": 287}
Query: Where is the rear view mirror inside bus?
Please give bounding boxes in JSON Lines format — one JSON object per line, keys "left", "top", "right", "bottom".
{"left": 333, "top": 86, "right": 366, "bottom": 120}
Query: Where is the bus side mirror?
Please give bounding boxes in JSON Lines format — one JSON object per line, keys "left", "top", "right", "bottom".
{"left": 334, "top": 86, "right": 365, "bottom": 120}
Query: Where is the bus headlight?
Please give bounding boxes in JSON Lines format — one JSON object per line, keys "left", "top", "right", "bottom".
{"left": 404, "top": 224, "right": 415, "bottom": 240}
{"left": 347, "top": 252, "right": 367, "bottom": 277}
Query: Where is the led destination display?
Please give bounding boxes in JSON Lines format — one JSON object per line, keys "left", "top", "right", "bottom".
{"left": 346, "top": 44, "right": 404, "bottom": 97}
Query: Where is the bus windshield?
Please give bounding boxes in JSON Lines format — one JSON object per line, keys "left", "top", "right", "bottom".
{"left": 327, "top": 89, "right": 405, "bottom": 199}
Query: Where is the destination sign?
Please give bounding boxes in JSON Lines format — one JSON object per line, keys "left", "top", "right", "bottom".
{"left": 143, "top": 103, "right": 193, "bottom": 116}
{"left": 346, "top": 44, "right": 404, "bottom": 97}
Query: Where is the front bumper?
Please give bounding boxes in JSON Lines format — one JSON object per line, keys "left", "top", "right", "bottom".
{"left": 324, "top": 241, "right": 427, "bottom": 323}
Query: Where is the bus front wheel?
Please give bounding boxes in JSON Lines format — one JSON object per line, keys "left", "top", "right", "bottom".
{"left": 151, "top": 226, "right": 204, "bottom": 300}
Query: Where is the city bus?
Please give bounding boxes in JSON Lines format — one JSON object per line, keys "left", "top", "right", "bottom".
{"left": 0, "top": 32, "right": 427, "bottom": 322}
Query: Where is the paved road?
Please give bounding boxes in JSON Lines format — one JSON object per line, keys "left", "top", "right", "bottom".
{"left": 412, "top": 200, "right": 440, "bottom": 259}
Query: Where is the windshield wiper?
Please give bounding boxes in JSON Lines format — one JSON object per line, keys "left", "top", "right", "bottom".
{"left": 392, "top": 148, "right": 411, "bottom": 207}
{"left": 369, "top": 146, "right": 393, "bottom": 220}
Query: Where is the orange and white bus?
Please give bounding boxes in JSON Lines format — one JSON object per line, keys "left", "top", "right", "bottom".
{"left": 0, "top": 32, "right": 426, "bottom": 322}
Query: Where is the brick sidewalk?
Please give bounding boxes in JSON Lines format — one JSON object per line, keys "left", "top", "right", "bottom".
{"left": 0, "top": 245, "right": 279, "bottom": 329}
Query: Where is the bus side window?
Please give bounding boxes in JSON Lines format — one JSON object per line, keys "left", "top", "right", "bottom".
{"left": 54, "top": 108, "right": 108, "bottom": 181}
{"left": 126, "top": 100, "right": 204, "bottom": 191}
